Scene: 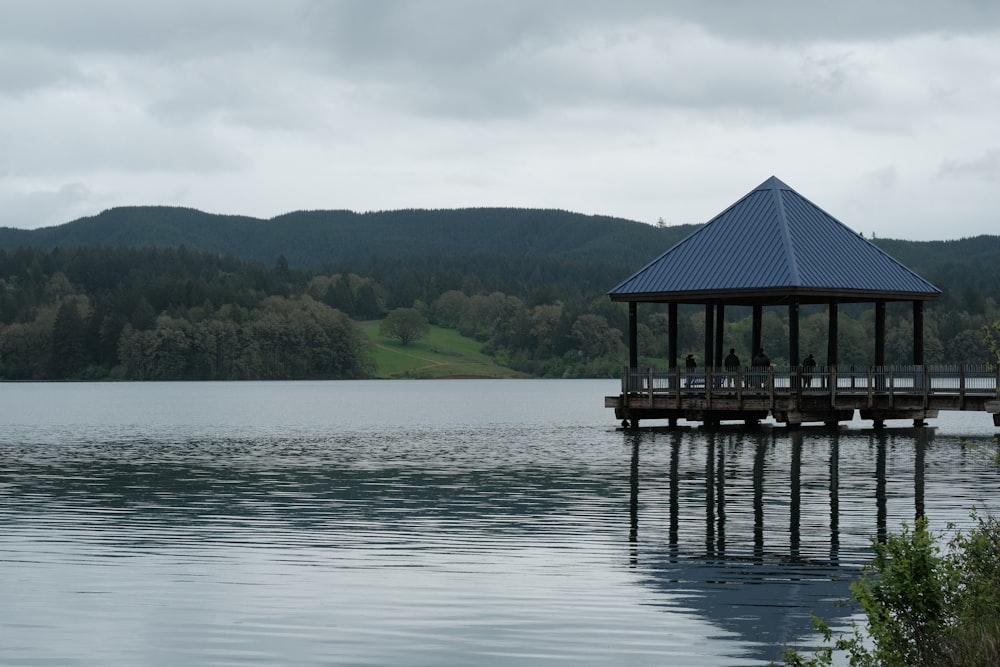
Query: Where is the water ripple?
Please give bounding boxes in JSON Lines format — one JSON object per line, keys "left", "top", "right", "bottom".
{"left": 1, "top": 381, "right": 998, "bottom": 665}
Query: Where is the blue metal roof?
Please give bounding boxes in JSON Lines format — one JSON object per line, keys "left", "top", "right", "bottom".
{"left": 609, "top": 176, "right": 941, "bottom": 303}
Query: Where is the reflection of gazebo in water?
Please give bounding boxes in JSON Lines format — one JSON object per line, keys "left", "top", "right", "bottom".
{"left": 625, "top": 427, "right": 932, "bottom": 664}
{"left": 603, "top": 176, "right": 1000, "bottom": 428}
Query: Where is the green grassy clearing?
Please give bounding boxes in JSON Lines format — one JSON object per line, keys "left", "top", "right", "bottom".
{"left": 358, "top": 321, "right": 527, "bottom": 379}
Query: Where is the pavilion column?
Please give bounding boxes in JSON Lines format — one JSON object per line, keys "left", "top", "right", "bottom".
{"left": 913, "top": 301, "right": 924, "bottom": 365}
{"left": 788, "top": 300, "right": 800, "bottom": 366}
{"left": 704, "top": 303, "right": 715, "bottom": 369}
{"left": 875, "top": 300, "right": 886, "bottom": 367}
{"left": 668, "top": 303, "right": 678, "bottom": 369}
{"left": 715, "top": 304, "right": 725, "bottom": 370}
{"left": 827, "top": 301, "right": 839, "bottom": 367}
{"left": 628, "top": 302, "right": 638, "bottom": 370}
{"left": 752, "top": 305, "right": 762, "bottom": 356}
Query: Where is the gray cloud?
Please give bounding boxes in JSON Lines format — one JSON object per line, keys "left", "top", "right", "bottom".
{"left": 0, "top": 181, "right": 90, "bottom": 229}
{"left": 940, "top": 148, "right": 1000, "bottom": 181}
{"left": 0, "top": 1, "right": 298, "bottom": 55}
{"left": 0, "top": 1, "right": 998, "bottom": 237}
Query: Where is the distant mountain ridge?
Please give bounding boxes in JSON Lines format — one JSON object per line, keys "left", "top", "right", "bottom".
{"left": 0, "top": 206, "right": 696, "bottom": 268}
{"left": 1, "top": 205, "right": 998, "bottom": 299}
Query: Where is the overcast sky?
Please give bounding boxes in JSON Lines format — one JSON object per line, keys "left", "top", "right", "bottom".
{"left": 1, "top": 1, "right": 998, "bottom": 239}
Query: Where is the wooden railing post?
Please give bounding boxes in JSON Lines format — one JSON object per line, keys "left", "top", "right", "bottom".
{"left": 888, "top": 368, "right": 895, "bottom": 409}
{"left": 829, "top": 365, "right": 837, "bottom": 408}
{"left": 648, "top": 367, "right": 654, "bottom": 408}
{"left": 960, "top": 364, "right": 966, "bottom": 410}
{"left": 675, "top": 366, "right": 682, "bottom": 409}
{"left": 736, "top": 367, "right": 743, "bottom": 407}
{"left": 706, "top": 368, "right": 712, "bottom": 409}
{"left": 792, "top": 365, "right": 801, "bottom": 411}
{"left": 923, "top": 365, "right": 930, "bottom": 408}
{"left": 768, "top": 367, "right": 775, "bottom": 411}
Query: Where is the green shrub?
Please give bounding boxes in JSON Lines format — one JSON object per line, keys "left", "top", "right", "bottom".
{"left": 784, "top": 514, "right": 1000, "bottom": 666}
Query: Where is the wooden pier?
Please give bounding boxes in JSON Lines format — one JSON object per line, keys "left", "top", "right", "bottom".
{"left": 607, "top": 364, "right": 1000, "bottom": 428}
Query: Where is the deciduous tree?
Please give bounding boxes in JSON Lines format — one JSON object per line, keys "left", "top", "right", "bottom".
{"left": 379, "top": 307, "right": 430, "bottom": 345}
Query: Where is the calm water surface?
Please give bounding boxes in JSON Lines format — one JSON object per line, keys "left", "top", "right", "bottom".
{"left": 1, "top": 380, "right": 998, "bottom": 666}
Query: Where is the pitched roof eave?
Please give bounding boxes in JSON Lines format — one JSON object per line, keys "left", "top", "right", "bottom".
{"left": 609, "top": 286, "right": 942, "bottom": 305}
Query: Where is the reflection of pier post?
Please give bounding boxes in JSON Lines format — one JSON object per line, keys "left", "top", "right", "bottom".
{"left": 621, "top": 428, "right": 931, "bottom": 564}
{"left": 704, "top": 432, "right": 727, "bottom": 557}
{"left": 829, "top": 434, "right": 840, "bottom": 564}
{"left": 876, "top": 434, "right": 888, "bottom": 543}
{"left": 753, "top": 438, "right": 766, "bottom": 560}
{"left": 629, "top": 437, "right": 639, "bottom": 563}
{"left": 717, "top": 435, "right": 726, "bottom": 556}
{"left": 706, "top": 433, "right": 715, "bottom": 554}
{"left": 669, "top": 433, "right": 681, "bottom": 546}
{"left": 790, "top": 431, "right": 802, "bottom": 559}
{"left": 915, "top": 429, "right": 926, "bottom": 521}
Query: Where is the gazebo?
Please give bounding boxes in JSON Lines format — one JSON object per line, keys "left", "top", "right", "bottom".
{"left": 606, "top": 176, "right": 943, "bottom": 427}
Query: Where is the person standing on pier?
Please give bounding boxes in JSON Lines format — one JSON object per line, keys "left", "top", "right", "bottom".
{"left": 751, "top": 349, "right": 770, "bottom": 388}
{"left": 724, "top": 348, "right": 740, "bottom": 388}
{"left": 686, "top": 354, "right": 697, "bottom": 388}
{"left": 803, "top": 353, "right": 816, "bottom": 387}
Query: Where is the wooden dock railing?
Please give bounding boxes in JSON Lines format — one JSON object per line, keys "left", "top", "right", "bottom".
{"left": 621, "top": 364, "right": 1000, "bottom": 400}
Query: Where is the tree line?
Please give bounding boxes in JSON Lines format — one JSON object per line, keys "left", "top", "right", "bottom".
{"left": 0, "top": 246, "right": 372, "bottom": 380}
{"left": 0, "top": 244, "right": 997, "bottom": 381}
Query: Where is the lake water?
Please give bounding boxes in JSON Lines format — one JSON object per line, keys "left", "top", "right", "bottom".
{"left": 1, "top": 380, "right": 998, "bottom": 666}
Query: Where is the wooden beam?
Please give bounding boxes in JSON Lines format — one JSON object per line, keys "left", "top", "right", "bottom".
{"left": 913, "top": 300, "right": 924, "bottom": 365}
{"left": 789, "top": 300, "right": 800, "bottom": 366}
{"left": 629, "top": 302, "right": 638, "bottom": 370}
{"left": 668, "top": 303, "right": 678, "bottom": 370}
{"left": 704, "top": 303, "right": 715, "bottom": 370}
{"left": 875, "top": 300, "right": 886, "bottom": 367}
{"left": 715, "top": 303, "right": 725, "bottom": 371}
{"left": 827, "top": 301, "right": 838, "bottom": 367}
{"left": 752, "top": 305, "right": 762, "bottom": 357}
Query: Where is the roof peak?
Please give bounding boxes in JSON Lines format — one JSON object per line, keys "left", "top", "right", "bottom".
{"left": 756, "top": 175, "right": 791, "bottom": 191}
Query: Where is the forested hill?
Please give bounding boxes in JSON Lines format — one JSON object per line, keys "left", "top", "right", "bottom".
{"left": 0, "top": 206, "right": 694, "bottom": 267}
{"left": 1, "top": 205, "right": 999, "bottom": 299}
{"left": 0, "top": 207, "right": 701, "bottom": 298}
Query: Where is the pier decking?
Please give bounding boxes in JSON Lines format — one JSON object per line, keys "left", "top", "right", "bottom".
{"left": 606, "top": 364, "right": 1000, "bottom": 427}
